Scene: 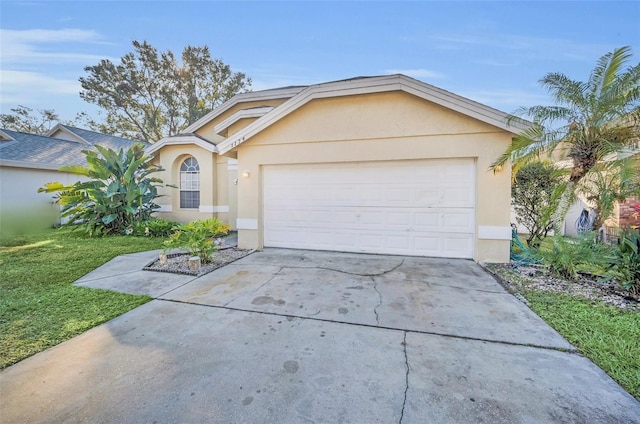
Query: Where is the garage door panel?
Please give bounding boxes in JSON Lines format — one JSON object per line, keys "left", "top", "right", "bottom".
{"left": 263, "top": 160, "right": 475, "bottom": 258}
{"left": 414, "top": 209, "right": 474, "bottom": 233}
{"left": 442, "top": 236, "right": 474, "bottom": 257}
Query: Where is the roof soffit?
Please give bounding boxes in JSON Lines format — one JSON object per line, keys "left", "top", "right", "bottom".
{"left": 183, "top": 86, "right": 306, "bottom": 134}
{"left": 146, "top": 134, "right": 218, "bottom": 155}
{"left": 213, "top": 106, "right": 275, "bottom": 136}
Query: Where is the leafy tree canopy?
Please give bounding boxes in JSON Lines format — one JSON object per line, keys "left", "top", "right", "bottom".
{"left": 79, "top": 40, "right": 252, "bottom": 142}
{"left": 0, "top": 105, "right": 61, "bottom": 134}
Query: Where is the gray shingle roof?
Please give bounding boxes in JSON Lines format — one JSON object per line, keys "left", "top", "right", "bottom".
{"left": 0, "top": 128, "right": 145, "bottom": 168}
{"left": 56, "top": 124, "right": 148, "bottom": 150}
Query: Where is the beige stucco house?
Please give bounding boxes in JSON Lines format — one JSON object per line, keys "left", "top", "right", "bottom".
{"left": 149, "top": 74, "right": 528, "bottom": 262}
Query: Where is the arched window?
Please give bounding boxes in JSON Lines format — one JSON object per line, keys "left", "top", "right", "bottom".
{"left": 180, "top": 157, "right": 200, "bottom": 208}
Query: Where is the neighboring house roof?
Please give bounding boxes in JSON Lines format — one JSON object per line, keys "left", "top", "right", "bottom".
{"left": 0, "top": 127, "right": 145, "bottom": 170}
{"left": 47, "top": 124, "right": 147, "bottom": 150}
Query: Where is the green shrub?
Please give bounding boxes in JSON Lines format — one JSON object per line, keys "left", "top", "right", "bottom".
{"left": 163, "top": 218, "right": 230, "bottom": 263}
{"left": 534, "top": 233, "right": 615, "bottom": 280}
{"left": 604, "top": 228, "right": 640, "bottom": 294}
{"left": 511, "top": 161, "right": 566, "bottom": 247}
{"left": 132, "top": 218, "right": 179, "bottom": 237}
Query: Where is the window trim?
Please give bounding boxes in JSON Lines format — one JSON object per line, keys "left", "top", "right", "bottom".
{"left": 179, "top": 157, "right": 200, "bottom": 209}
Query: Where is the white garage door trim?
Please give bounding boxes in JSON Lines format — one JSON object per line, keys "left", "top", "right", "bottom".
{"left": 263, "top": 159, "right": 476, "bottom": 258}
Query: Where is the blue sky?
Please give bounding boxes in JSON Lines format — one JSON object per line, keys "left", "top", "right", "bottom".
{"left": 1, "top": 1, "right": 639, "bottom": 122}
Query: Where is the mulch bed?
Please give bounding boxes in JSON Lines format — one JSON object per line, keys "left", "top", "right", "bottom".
{"left": 486, "top": 263, "right": 640, "bottom": 311}
{"left": 143, "top": 247, "right": 255, "bottom": 277}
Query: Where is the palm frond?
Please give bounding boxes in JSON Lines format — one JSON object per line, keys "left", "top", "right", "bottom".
{"left": 540, "top": 73, "right": 588, "bottom": 110}
{"left": 589, "top": 46, "right": 634, "bottom": 98}
{"left": 490, "top": 123, "right": 563, "bottom": 175}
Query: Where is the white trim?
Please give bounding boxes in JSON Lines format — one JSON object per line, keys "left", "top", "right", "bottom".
{"left": 46, "top": 124, "right": 90, "bottom": 144}
{"left": 0, "top": 159, "right": 63, "bottom": 171}
{"left": 198, "top": 205, "right": 230, "bottom": 213}
{"left": 227, "top": 158, "right": 238, "bottom": 171}
{"left": 236, "top": 218, "right": 258, "bottom": 230}
{"left": 478, "top": 226, "right": 512, "bottom": 240}
{"left": 0, "top": 129, "right": 15, "bottom": 141}
{"left": 183, "top": 86, "right": 306, "bottom": 133}
{"left": 218, "top": 74, "right": 531, "bottom": 155}
{"left": 147, "top": 135, "right": 218, "bottom": 155}
{"left": 214, "top": 106, "right": 274, "bottom": 135}
{"left": 157, "top": 205, "right": 173, "bottom": 212}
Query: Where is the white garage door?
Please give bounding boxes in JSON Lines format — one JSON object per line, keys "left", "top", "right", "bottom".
{"left": 263, "top": 159, "right": 475, "bottom": 258}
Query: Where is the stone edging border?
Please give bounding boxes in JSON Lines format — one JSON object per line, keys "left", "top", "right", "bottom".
{"left": 142, "top": 248, "right": 256, "bottom": 277}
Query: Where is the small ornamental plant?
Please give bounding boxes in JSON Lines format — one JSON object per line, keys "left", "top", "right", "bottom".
{"left": 163, "top": 218, "right": 230, "bottom": 263}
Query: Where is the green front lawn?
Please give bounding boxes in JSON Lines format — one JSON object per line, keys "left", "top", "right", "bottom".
{"left": 523, "top": 291, "right": 640, "bottom": 401}
{"left": 0, "top": 228, "right": 166, "bottom": 369}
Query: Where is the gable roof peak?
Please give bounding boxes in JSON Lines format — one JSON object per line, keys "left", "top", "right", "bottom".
{"left": 216, "top": 73, "right": 531, "bottom": 155}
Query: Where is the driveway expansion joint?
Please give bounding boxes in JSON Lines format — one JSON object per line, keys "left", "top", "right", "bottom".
{"left": 75, "top": 269, "right": 141, "bottom": 284}
{"left": 156, "top": 298, "right": 579, "bottom": 354}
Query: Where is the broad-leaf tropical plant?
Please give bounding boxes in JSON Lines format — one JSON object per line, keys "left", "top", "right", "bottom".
{"left": 492, "top": 46, "right": 640, "bottom": 229}
{"left": 39, "top": 144, "right": 171, "bottom": 235}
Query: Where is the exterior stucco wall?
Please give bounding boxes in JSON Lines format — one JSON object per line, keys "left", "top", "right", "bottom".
{"left": 0, "top": 166, "right": 82, "bottom": 235}
{"left": 154, "top": 144, "right": 237, "bottom": 227}
{"left": 155, "top": 145, "right": 215, "bottom": 222}
{"left": 231, "top": 91, "right": 513, "bottom": 262}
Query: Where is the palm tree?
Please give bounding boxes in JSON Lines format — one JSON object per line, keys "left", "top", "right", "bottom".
{"left": 492, "top": 46, "right": 640, "bottom": 229}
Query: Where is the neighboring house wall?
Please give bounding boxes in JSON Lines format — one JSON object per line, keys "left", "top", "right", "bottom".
{"left": 619, "top": 197, "right": 640, "bottom": 229}
{"left": 0, "top": 126, "right": 146, "bottom": 235}
{"left": 564, "top": 198, "right": 590, "bottom": 237}
{"left": 0, "top": 165, "right": 82, "bottom": 235}
{"left": 230, "top": 90, "right": 514, "bottom": 262}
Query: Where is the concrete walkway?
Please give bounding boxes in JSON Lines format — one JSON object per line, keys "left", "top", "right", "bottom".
{"left": 2, "top": 249, "right": 639, "bottom": 423}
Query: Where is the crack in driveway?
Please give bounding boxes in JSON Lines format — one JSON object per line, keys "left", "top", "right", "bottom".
{"left": 372, "top": 276, "right": 382, "bottom": 326}
{"left": 400, "top": 331, "right": 409, "bottom": 424}
{"left": 285, "top": 259, "right": 404, "bottom": 277}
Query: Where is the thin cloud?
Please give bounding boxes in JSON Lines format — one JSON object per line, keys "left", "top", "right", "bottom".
{"left": 460, "top": 89, "right": 551, "bottom": 111}
{"left": 0, "top": 28, "right": 112, "bottom": 64}
{"left": 2, "top": 28, "right": 101, "bottom": 43}
{"left": 384, "top": 68, "right": 445, "bottom": 79}
{"left": 429, "top": 32, "right": 613, "bottom": 63}
{"left": 0, "top": 70, "right": 81, "bottom": 106}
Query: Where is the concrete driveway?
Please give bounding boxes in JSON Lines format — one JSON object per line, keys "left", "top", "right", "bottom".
{"left": 2, "top": 249, "right": 639, "bottom": 423}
